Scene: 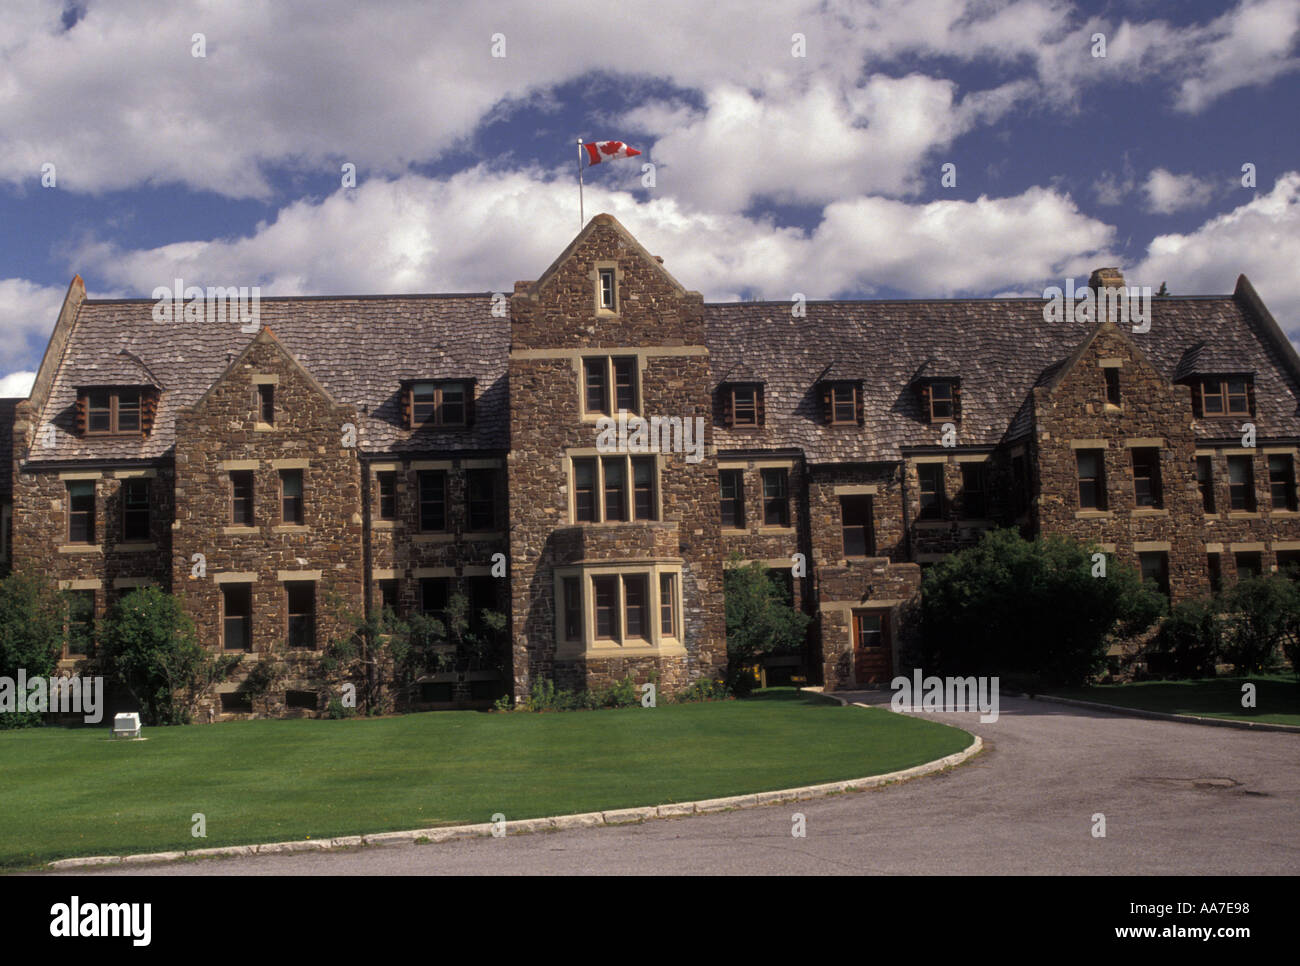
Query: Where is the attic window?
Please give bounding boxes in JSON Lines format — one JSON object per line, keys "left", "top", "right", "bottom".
{"left": 819, "top": 381, "right": 862, "bottom": 426}
{"left": 927, "top": 381, "right": 955, "bottom": 421}
{"left": 1200, "top": 376, "right": 1251, "bottom": 417}
{"left": 405, "top": 380, "right": 471, "bottom": 428}
{"left": 598, "top": 268, "right": 617, "bottom": 310}
{"left": 724, "top": 383, "right": 763, "bottom": 427}
{"left": 79, "top": 388, "right": 156, "bottom": 437}
{"left": 257, "top": 384, "right": 274, "bottom": 425}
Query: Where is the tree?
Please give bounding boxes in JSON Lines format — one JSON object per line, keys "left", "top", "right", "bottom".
{"left": 921, "top": 529, "right": 1164, "bottom": 686}
{"left": 723, "top": 556, "right": 811, "bottom": 695}
{"left": 0, "top": 573, "right": 66, "bottom": 729}
{"left": 100, "top": 587, "right": 235, "bottom": 725}
{"left": 1147, "top": 597, "right": 1221, "bottom": 678}
{"left": 1155, "top": 281, "right": 1170, "bottom": 297}
{"left": 1221, "top": 575, "right": 1297, "bottom": 674}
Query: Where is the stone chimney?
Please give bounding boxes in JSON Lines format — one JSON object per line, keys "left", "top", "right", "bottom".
{"left": 1089, "top": 267, "right": 1130, "bottom": 327}
{"left": 1088, "top": 267, "right": 1125, "bottom": 292}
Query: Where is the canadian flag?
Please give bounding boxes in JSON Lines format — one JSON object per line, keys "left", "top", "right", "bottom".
{"left": 583, "top": 140, "right": 641, "bottom": 165}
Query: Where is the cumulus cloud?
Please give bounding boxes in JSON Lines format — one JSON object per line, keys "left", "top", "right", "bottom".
{"left": 0, "top": 371, "right": 35, "bottom": 398}
{"left": 1132, "top": 172, "right": 1300, "bottom": 331}
{"left": 71, "top": 166, "right": 1114, "bottom": 305}
{"left": 1143, "top": 168, "right": 1218, "bottom": 214}
{"left": 0, "top": 277, "right": 67, "bottom": 377}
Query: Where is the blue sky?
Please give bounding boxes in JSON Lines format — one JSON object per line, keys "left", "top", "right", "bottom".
{"left": 1, "top": 0, "right": 1298, "bottom": 394}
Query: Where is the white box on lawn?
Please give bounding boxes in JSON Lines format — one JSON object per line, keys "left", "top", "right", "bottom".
{"left": 112, "top": 712, "right": 141, "bottom": 738}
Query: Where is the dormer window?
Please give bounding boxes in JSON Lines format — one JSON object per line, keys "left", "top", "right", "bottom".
{"left": 723, "top": 383, "right": 763, "bottom": 428}
{"left": 928, "top": 381, "right": 954, "bottom": 421}
{"left": 77, "top": 387, "right": 156, "bottom": 437}
{"left": 598, "top": 268, "right": 617, "bottom": 310}
{"left": 819, "top": 381, "right": 862, "bottom": 426}
{"left": 1200, "top": 376, "right": 1252, "bottom": 416}
{"left": 404, "top": 380, "right": 472, "bottom": 428}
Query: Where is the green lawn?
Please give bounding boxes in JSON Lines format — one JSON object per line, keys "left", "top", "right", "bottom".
{"left": 0, "top": 689, "right": 971, "bottom": 869}
{"left": 1046, "top": 675, "right": 1300, "bottom": 726}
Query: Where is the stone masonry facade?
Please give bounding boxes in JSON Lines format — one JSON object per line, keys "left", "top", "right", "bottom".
{"left": 4, "top": 215, "right": 1299, "bottom": 716}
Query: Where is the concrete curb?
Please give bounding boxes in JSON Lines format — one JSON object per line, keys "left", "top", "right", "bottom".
{"left": 1023, "top": 692, "right": 1300, "bottom": 734}
{"left": 45, "top": 700, "right": 982, "bottom": 871}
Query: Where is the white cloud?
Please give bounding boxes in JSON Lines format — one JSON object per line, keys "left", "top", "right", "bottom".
{"left": 72, "top": 167, "right": 1115, "bottom": 305}
{"left": 1175, "top": 0, "right": 1300, "bottom": 113}
{"left": 0, "top": 371, "right": 36, "bottom": 398}
{"left": 0, "top": 277, "right": 66, "bottom": 374}
{"left": 1132, "top": 172, "right": 1300, "bottom": 332}
{"left": 1143, "top": 168, "right": 1218, "bottom": 214}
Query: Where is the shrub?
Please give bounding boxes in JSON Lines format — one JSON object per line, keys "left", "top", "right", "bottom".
{"left": 325, "top": 697, "right": 356, "bottom": 719}
{"left": 1147, "top": 598, "right": 1222, "bottom": 678}
{"left": 921, "top": 529, "right": 1165, "bottom": 686}
{"left": 723, "top": 556, "right": 811, "bottom": 695}
{"left": 0, "top": 573, "right": 65, "bottom": 729}
{"left": 100, "top": 588, "right": 236, "bottom": 725}
{"left": 602, "top": 675, "right": 640, "bottom": 708}
{"left": 1221, "top": 575, "right": 1298, "bottom": 674}
{"left": 673, "top": 677, "right": 732, "bottom": 703}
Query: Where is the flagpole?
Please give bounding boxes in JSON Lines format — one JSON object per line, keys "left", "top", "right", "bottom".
{"left": 577, "top": 138, "right": 585, "bottom": 230}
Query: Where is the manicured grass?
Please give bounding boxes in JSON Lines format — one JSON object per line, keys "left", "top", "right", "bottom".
{"left": 0, "top": 689, "right": 971, "bottom": 869}
{"left": 1046, "top": 674, "right": 1300, "bottom": 726}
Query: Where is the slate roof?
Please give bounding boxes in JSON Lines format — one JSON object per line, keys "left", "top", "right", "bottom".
{"left": 21, "top": 284, "right": 1300, "bottom": 469}
{"left": 707, "top": 295, "right": 1300, "bottom": 463}
{"left": 0, "top": 398, "right": 17, "bottom": 499}
{"left": 29, "top": 295, "right": 508, "bottom": 463}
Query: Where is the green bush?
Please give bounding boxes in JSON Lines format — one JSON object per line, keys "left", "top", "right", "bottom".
{"left": 921, "top": 529, "right": 1165, "bottom": 686}
{"left": 723, "top": 556, "right": 811, "bottom": 696}
{"left": 1148, "top": 598, "right": 1222, "bottom": 678}
{"left": 603, "top": 675, "right": 640, "bottom": 708}
{"left": 672, "top": 677, "right": 732, "bottom": 703}
{"left": 0, "top": 573, "right": 65, "bottom": 729}
{"left": 325, "top": 697, "right": 356, "bottom": 719}
{"left": 1221, "top": 575, "right": 1297, "bottom": 674}
{"left": 99, "top": 588, "right": 236, "bottom": 725}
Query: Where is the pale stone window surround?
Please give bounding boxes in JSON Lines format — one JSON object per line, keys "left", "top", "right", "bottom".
{"left": 592, "top": 260, "right": 623, "bottom": 316}
{"left": 372, "top": 568, "right": 402, "bottom": 580}
{"left": 217, "top": 460, "right": 259, "bottom": 471}
{"left": 1231, "top": 542, "right": 1266, "bottom": 552}
{"left": 110, "top": 468, "right": 158, "bottom": 479}
{"left": 277, "top": 570, "right": 323, "bottom": 582}
{"left": 553, "top": 560, "right": 685, "bottom": 660}
{"left": 1133, "top": 541, "right": 1172, "bottom": 552}
{"left": 577, "top": 354, "right": 644, "bottom": 421}
{"left": 832, "top": 484, "right": 879, "bottom": 495}
{"left": 58, "top": 578, "right": 103, "bottom": 591}
{"left": 565, "top": 449, "right": 664, "bottom": 524}
{"left": 1272, "top": 540, "right": 1300, "bottom": 551}
{"left": 213, "top": 573, "right": 258, "bottom": 584}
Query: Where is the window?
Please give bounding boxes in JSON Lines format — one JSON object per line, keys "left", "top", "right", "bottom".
{"left": 562, "top": 577, "right": 582, "bottom": 641}
{"left": 222, "top": 584, "right": 252, "bottom": 651}
{"left": 1201, "top": 376, "right": 1251, "bottom": 416}
{"left": 220, "top": 692, "right": 253, "bottom": 713}
{"left": 420, "top": 577, "right": 449, "bottom": 622}
{"left": 762, "top": 468, "right": 789, "bottom": 527}
{"left": 1276, "top": 550, "right": 1300, "bottom": 580}
{"left": 1103, "top": 367, "right": 1120, "bottom": 407}
{"left": 582, "top": 357, "right": 637, "bottom": 415}
{"left": 1012, "top": 454, "right": 1029, "bottom": 516}
{"left": 418, "top": 470, "right": 447, "bottom": 531}
{"left": 467, "top": 576, "right": 497, "bottom": 632}
{"left": 573, "top": 459, "right": 596, "bottom": 522}
{"left": 467, "top": 469, "right": 496, "bottom": 530}
{"left": 659, "top": 573, "right": 676, "bottom": 638}
{"left": 122, "top": 478, "right": 150, "bottom": 542}
{"left": 1131, "top": 448, "right": 1162, "bottom": 508}
{"left": 84, "top": 389, "right": 142, "bottom": 435}
{"left": 286, "top": 581, "right": 315, "bottom": 649}
{"left": 231, "top": 471, "right": 254, "bottom": 527}
{"left": 257, "top": 384, "right": 274, "bottom": 425}
{"left": 624, "top": 575, "right": 649, "bottom": 640}
{"left": 960, "top": 463, "right": 986, "bottom": 519}
{"left": 917, "top": 463, "right": 945, "bottom": 520}
{"left": 602, "top": 457, "right": 625, "bottom": 521}
{"left": 66, "top": 590, "right": 95, "bottom": 657}
{"left": 598, "top": 267, "right": 617, "bottom": 310}
{"left": 928, "top": 381, "right": 954, "bottom": 421}
{"left": 853, "top": 611, "right": 884, "bottom": 649}
{"left": 1269, "top": 454, "right": 1297, "bottom": 511}
{"left": 841, "top": 495, "right": 875, "bottom": 557}
{"left": 1076, "top": 450, "right": 1106, "bottom": 510}
{"left": 1196, "top": 456, "right": 1215, "bottom": 513}
{"left": 378, "top": 579, "right": 399, "bottom": 615}
{"left": 1228, "top": 456, "right": 1255, "bottom": 511}
{"left": 1139, "top": 552, "right": 1170, "bottom": 597}
{"left": 377, "top": 471, "right": 396, "bottom": 520}
{"left": 280, "top": 470, "right": 304, "bottom": 525}
{"left": 830, "top": 383, "right": 858, "bottom": 425}
{"left": 728, "top": 384, "right": 761, "bottom": 427}
{"left": 593, "top": 576, "right": 618, "bottom": 640}
{"left": 1207, "top": 552, "right": 1222, "bottom": 593}
{"left": 571, "top": 455, "right": 657, "bottom": 523}
{"left": 719, "top": 470, "right": 744, "bottom": 528}
{"left": 285, "top": 690, "right": 317, "bottom": 710}
{"left": 409, "top": 381, "right": 468, "bottom": 426}
{"left": 1235, "top": 552, "right": 1261, "bottom": 580}
{"left": 67, "top": 481, "right": 95, "bottom": 543}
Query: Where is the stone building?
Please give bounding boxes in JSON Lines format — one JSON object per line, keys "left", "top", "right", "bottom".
{"left": 3, "top": 214, "right": 1298, "bottom": 715}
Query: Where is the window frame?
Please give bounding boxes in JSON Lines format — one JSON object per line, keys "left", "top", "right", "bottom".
{"left": 917, "top": 463, "right": 945, "bottom": 520}
{"left": 83, "top": 389, "right": 143, "bottom": 436}
{"left": 279, "top": 469, "right": 304, "bottom": 526}
{"left": 466, "top": 468, "right": 497, "bottom": 531}
{"left": 761, "top": 468, "right": 790, "bottom": 527}
{"left": 221, "top": 583, "right": 253, "bottom": 652}
{"left": 719, "top": 469, "right": 745, "bottom": 528}
{"left": 1196, "top": 456, "right": 1215, "bottom": 513}
{"left": 840, "top": 494, "right": 875, "bottom": 557}
{"left": 1076, "top": 449, "right": 1107, "bottom": 511}
{"left": 960, "top": 462, "right": 987, "bottom": 519}
{"left": 1130, "top": 447, "right": 1163, "bottom": 509}
{"left": 230, "top": 470, "right": 254, "bottom": 527}
{"left": 67, "top": 480, "right": 96, "bottom": 544}
{"left": 121, "top": 477, "right": 151, "bottom": 542}
{"left": 581, "top": 356, "right": 639, "bottom": 417}
{"left": 1201, "top": 376, "right": 1251, "bottom": 416}
{"left": 417, "top": 469, "right": 448, "bottom": 532}
{"left": 1103, "top": 367, "right": 1121, "bottom": 408}
{"left": 285, "top": 580, "right": 317, "bottom": 650}
{"left": 927, "top": 381, "right": 955, "bottom": 422}
{"left": 570, "top": 454, "right": 658, "bottom": 523}
{"left": 1139, "top": 551, "right": 1170, "bottom": 598}
{"left": 1268, "top": 454, "right": 1297, "bottom": 511}
{"left": 376, "top": 471, "right": 396, "bottom": 520}
{"left": 829, "top": 382, "right": 859, "bottom": 426}
{"left": 598, "top": 267, "right": 617, "bottom": 311}
{"left": 1227, "top": 455, "right": 1256, "bottom": 512}
{"left": 257, "top": 383, "right": 274, "bottom": 425}
{"left": 730, "top": 384, "right": 760, "bottom": 427}
{"left": 65, "top": 589, "right": 96, "bottom": 659}
{"left": 409, "top": 380, "right": 470, "bottom": 427}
